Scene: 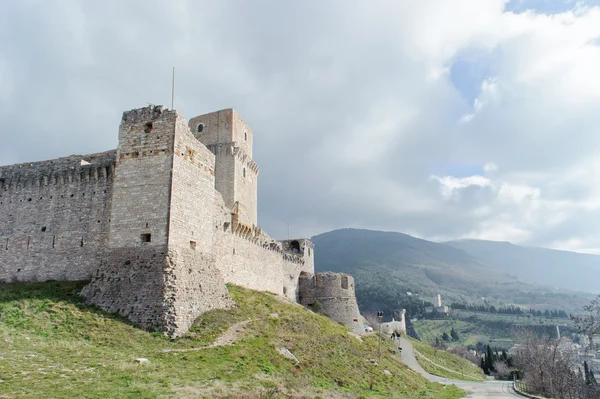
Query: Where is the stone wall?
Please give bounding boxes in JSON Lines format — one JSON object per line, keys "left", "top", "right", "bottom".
{"left": 299, "top": 272, "right": 364, "bottom": 334}
{"left": 169, "top": 113, "right": 216, "bottom": 253}
{"left": 109, "top": 106, "right": 176, "bottom": 248}
{"left": 81, "top": 246, "right": 231, "bottom": 336}
{"left": 0, "top": 151, "right": 115, "bottom": 283}
{"left": 213, "top": 229, "right": 285, "bottom": 296}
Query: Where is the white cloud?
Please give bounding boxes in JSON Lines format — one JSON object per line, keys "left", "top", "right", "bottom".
{"left": 431, "top": 175, "right": 491, "bottom": 199}
{"left": 483, "top": 162, "right": 499, "bottom": 173}
{"left": 2, "top": 0, "right": 600, "bottom": 255}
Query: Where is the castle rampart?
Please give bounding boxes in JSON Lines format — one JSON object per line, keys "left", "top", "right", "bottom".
{"left": 0, "top": 151, "right": 115, "bottom": 283}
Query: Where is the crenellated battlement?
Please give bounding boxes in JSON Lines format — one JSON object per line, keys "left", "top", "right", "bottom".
{"left": 121, "top": 105, "right": 175, "bottom": 123}
{"left": 0, "top": 151, "right": 116, "bottom": 196}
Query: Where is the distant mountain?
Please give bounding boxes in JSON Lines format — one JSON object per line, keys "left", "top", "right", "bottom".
{"left": 312, "top": 228, "right": 506, "bottom": 283}
{"left": 311, "top": 229, "right": 590, "bottom": 314}
{"left": 443, "top": 239, "right": 600, "bottom": 294}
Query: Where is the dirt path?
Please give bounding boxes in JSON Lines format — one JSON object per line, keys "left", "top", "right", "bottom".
{"left": 413, "top": 348, "right": 476, "bottom": 379}
{"left": 162, "top": 319, "right": 255, "bottom": 353}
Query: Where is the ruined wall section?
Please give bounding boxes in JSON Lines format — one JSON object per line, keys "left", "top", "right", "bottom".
{"left": 108, "top": 106, "right": 176, "bottom": 248}
{"left": 281, "top": 239, "right": 315, "bottom": 302}
{"left": 81, "top": 246, "right": 232, "bottom": 336}
{"left": 0, "top": 151, "right": 115, "bottom": 282}
{"left": 169, "top": 114, "right": 216, "bottom": 253}
{"left": 299, "top": 272, "right": 363, "bottom": 334}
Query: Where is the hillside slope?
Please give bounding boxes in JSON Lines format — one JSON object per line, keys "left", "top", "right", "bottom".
{"left": 0, "top": 281, "right": 464, "bottom": 399}
{"left": 312, "top": 229, "right": 588, "bottom": 314}
{"left": 444, "top": 239, "right": 600, "bottom": 294}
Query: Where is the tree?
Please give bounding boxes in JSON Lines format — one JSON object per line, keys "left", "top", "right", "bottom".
{"left": 486, "top": 345, "right": 496, "bottom": 373}
{"left": 442, "top": 331, "right": 450, "bottom": 342}
{"left": 450, "top": 327, "right": 459, "bottom": 342}
{"left": 512, "top": 330, "right": 583, "bottom": 398}
{"left": 572, "top": 295, "right": 600, "bottom": 351}
{"left": 480, "top": 357, "right": 489, "bottom": 375}
{"left": 584, "top": 361, "right": 592, "bottom": 385}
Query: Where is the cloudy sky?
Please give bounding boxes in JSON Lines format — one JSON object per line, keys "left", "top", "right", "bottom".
{"left": 2, "top": 0, "right": 600, "bottom": 253}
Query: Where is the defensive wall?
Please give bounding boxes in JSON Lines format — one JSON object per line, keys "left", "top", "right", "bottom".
{"left": 0, "top": 151, "right": 115, "bottom": 282}
{"left": 0, "top": 104, "right": 320, "bottom": 337}
{"left": 298, "top": 271, "right": 364, "bottom": 334}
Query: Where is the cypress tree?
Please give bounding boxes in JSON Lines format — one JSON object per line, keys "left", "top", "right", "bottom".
{"left": 442, "top": 331, "right": 450, "bottom": 342}
{"left": 486, "top": 345, "right": 496, "bottom": 372}
{"left": 480, "top": 356, "right": 489, "bottom": 375}
{"left": 584, "top": 361, "right": 591, "bottom": 385}
{"left": 450, "top": 327, "right": 459, "bottom": 341}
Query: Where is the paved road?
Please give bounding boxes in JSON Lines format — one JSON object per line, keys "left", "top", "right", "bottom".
{"left": 399, "top": 337, "right": 522, "bottom": 398}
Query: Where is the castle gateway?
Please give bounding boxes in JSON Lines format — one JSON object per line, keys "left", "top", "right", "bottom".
{"left": 0, "top": 105, "right": 317, "bottom": 336}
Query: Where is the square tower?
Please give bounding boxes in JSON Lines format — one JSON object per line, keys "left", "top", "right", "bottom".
{"left": 188, "top": 109, "right": 258, "bottom": 227}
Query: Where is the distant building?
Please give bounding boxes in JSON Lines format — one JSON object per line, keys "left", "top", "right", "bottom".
{"left": 380, "top": 309, "right": 407, "bottom": 335}
{"left": 425, "top": 294, "right": 451, "bottom": 315}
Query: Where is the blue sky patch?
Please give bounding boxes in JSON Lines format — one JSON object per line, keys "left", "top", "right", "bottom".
{"left": 429, "top": 162, "right": 486, "bottom": 178}
{"left": 450, "top": 58, "right": 492, "bottom": 106}
{"left": 505, "top": 0, "right": 600, "bottom": 14}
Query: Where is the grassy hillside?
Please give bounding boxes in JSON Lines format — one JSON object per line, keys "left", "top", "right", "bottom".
{"left": 408, "top": 338, "right": 486, "bottom": 382}
{"left": 0, "top": 281, "right": 465, "bottom": 399}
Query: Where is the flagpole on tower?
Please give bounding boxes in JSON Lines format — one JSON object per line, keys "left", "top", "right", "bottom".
{"left": 171, "top": 67, "right": 175, "bottom": 110}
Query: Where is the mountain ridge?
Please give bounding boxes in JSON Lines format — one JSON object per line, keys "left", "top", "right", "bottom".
{"left": 311, "top": 228, "right": 592, "bottom": 313}
{"left": 443, "top": 238, "right": 600, "bottom": 294}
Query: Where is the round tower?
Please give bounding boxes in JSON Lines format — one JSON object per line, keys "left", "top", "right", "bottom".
{"left": 298, "top": 272, "right": 363, "bottom": 334}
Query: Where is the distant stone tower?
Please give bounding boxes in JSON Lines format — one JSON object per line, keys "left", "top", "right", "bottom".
{"left": 298, "top": 272, "right": 363, "bottom": 334}
{"left": 434, "top": 294, "right": 442, "bottom": 308}
{"left": 188, "top": 109, "right": 258, "bottom": 228}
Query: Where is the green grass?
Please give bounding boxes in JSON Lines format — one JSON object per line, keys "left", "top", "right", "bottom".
{"left": 408, "top": 338, "right": 486, "bottom": 382}
{"left": 0, "top": 281, "right": 466, "bottom": 398}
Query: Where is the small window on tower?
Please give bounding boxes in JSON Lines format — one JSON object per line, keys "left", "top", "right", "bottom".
{"left": 190, "top": 240, "right": 197, "bottom": 250}
{"left": 243, "top": 168, "right": 246, "bottom": 178}
{"left": 141, "top": 233, "right": 152, "bottom": 243}
{"left": 197, "top": 123, "right": 204, "bottom": 133}
{"left": 244, "top": 131, "right": 247, "bottom": 141}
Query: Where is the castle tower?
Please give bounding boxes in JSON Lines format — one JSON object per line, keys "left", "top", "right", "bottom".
{"left": 108, "top": 106, "right": 177, "bottom": 248}
{"left": 188, "top": 109, "right": 258, "bottom": 227}
{"left": 298, "top": 272, "right": 363, "bottom": 334}
{"left": 83, "top": 105, "right": 231, "bottom": 337}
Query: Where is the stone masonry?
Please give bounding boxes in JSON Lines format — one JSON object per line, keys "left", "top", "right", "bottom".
{"left": 0, "top": 104, "right": 361, "bottom": 337}
{"left": 298, "top": 271, "right": 364, "bottom": 334}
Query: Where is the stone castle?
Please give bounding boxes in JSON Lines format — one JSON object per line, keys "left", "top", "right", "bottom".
{"left": 0, "top": 105, "right": 363, "bottom": 336}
